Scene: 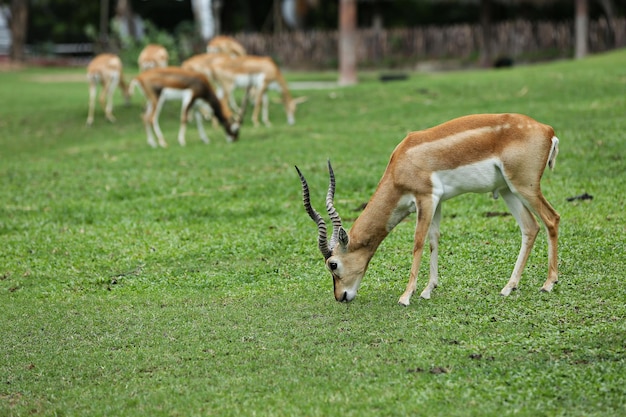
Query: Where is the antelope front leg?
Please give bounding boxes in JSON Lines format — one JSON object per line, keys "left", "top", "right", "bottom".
{"left": 193, "top": 110, "right": 210, "bottom": 144}
{"left": 420, "top": 203, "right": 442, "bottom": 299}
{"left": 87, "top": 82, "right": 97, "bottom": 126}
{"left": 251, "top": 86, "right": 266, "bottom": 127}
{"left": 142, "top": 102, "right": 158, "bottom": 148}
{"left": 399, "top": 198, "right": 433, "bottom": 306}
{"left": 152, "top": 97, "right": 168, "bottom": 148}
{"left": 224, "top": 87, "right": 240, "bottom": 112}
{"left": 261, "top": 93, "right": 271, "bottom": 127}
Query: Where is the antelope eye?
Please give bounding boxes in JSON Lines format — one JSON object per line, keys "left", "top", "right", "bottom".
{"left": 329, "top": 262, "right": 338, "bottom": 271}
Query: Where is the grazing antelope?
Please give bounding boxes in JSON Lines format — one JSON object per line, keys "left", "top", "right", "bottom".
{"left": 86, "top": 53, "right": 130, "bottom": 126}
{"left": 138, "top": 44, "right": 169, "bottom": 71}
{"left": 181, "top": 53, "right": 237, "bottom": 129}
{"left": 130, "top": 67, "right": 248, "bottom": 148}
{"left": 210, "top": 55, "right": 306, "bottom": 127}
{"left": 297, "top": 113, "right": 560, "bottom": 306}
{"left": 206, "top": 35, "right": 247, "bottom": 57}
{"left": 181, "top": 52, "right": 233, "bottom": 94}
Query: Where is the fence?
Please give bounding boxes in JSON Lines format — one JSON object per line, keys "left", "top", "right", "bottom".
{"left": 233, "top": 18, "right": 626, "bottom": 70}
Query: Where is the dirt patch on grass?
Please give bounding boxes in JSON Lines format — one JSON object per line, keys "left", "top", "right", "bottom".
{"left": 28, "top": 73, "right": 87, "bottom": 83}
{"left": 0, "top": 57, "right": 88, "bottom": 82}
{"left": 0, "top": 60, "right": 25, "bottom": 72}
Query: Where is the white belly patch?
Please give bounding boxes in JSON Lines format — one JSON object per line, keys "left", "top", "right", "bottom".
{"left": 431, "top": 158, "right": 507, "bottom": 200}
{"left": 235, "top": 73, "right": 265, "bottom": 88}
{"left": 161, "top": 88, "right": 193, "bottom": 102}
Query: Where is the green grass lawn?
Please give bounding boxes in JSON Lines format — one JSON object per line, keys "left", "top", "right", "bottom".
{"left": 1, "top": 50, "right": 625, "bottom": 416}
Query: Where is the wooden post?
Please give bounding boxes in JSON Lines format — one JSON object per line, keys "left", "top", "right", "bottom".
{"left": 338, "top": 0, "right": 357, "bottom": 86}
{"left": 9, "top": 0, "right": 28, "bottom": 62}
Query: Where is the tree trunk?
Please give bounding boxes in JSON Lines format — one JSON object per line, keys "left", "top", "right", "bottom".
{"left": 338, "top": 0, "right": 357, "bottom": 85}
{"left": 191, "top": 0, "right": 215, "bottom": 42}
{"left": 98, "top": 0, "right": 109, "bottom": 51}
{"left": 597, "top": 0, "right": 616, "bottom": 48}
{"left": 479, "top": 0, "right": 493, "bottom": 67}
{"left": 575, "top": 0, "right": 588, "bottom": 59}
{"left": 9, "top": 0, "right": 28, "bottom": 62}
{"left": 212, "top": 0, "right": 222, "bottom": 36}
{"left": 115, "top": 0, "right": 137, "bottom": 44}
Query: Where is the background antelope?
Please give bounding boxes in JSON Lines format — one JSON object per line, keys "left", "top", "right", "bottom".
{"left": 86, "top": 53, "right": 130, "bottom": 126}
{"left": 206, "top": 35, "right": 247, "bottom": 57}
{"left": 210, "top": 55, "right": 306, "bottom": 127}
{"left": 138, "top": 44, "right": 169, "bottom": 72}
{"left": 297, "top": 113, "right": 560, "bottom": 306}
{"left": 181, "top": 52, "right": 233, "bottom": 97}
{"left": 130, "top": 67, "right": 248, "bottom": 147}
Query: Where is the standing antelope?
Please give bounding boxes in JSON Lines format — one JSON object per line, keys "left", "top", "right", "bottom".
{"left": 297, "top": 113, "right": 560, "bottom": 306}
{"left": 138, "top": 44, "right": 169, "bottom": 71}
{"left": 130, "top": 67, "right": 248, "bottom": 147}
{"left": 86, "top": 53, "right": 130, "bottom": 126}
{"left": 206, "top": 35, "right": 247, "bottom": 57}
{"left": 210, "top": 55, "right": 306, "bottom": 127}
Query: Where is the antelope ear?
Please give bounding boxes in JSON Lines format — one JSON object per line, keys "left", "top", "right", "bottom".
{"left": 338, "top": 227, "right": 349, "bottom": 250}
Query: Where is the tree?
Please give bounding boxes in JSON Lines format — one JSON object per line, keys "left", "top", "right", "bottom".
{"left": 9, "top": 0, "right": 27, "bottom": 62}
{"left": 114, "top": 0, "right": 137, "bottom": 45}
{"left": 192, "top": 0, "right": 217, "bottom": 41}
{"left": 575, "top": 0, "right": 588, "bottom": 58}
{"left": 597, "top": 0, "right": 617, "bottom": 48}
{"left": 339, "top": 0, "right": 357, "bottom": 85}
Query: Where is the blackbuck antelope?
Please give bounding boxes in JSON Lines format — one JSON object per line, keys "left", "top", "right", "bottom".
{"left": 297, "top": 113, "right": 560, "bottom": 306}
{"left": 138, "top": 44, "right": 169, "bottom": 71}
{"left": 210, "top": 55, "right": 306, "bottom": 127}
{"left": 130, "top": 67, "right": 249, "bottom": 148}
{"left": 86, "top": 53, "right": 130, "bottom": 126}
{"left": 181, "top": 53, "right": 233, "bottom": 95}
{"left": 206, "top": 35, "right": 247, "bottom": 57}
{"left": 181, "top": 53, "right": 237, "bottom": 129}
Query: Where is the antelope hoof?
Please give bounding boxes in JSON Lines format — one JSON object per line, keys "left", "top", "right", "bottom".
{"left": 500, "top": 286, "right": 516, "bottom": 296}
{"left": 420, "top": 284, "right": 436, "bottom": 299}
{"left": 540, "top": 281, "right": 557, "bottom": 293}
{"left": 398, "top": 295, "right": 411, "bottom": 306}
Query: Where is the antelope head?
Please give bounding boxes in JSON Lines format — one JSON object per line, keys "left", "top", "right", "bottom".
{"left": 286, "top": 96, "right": 308, "bottom": 125}
{"left": 296, "top": 161, "right": 368, "bottom": 302}
{"left": 227, "top": 85, "right": 252, "bottom": 141}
